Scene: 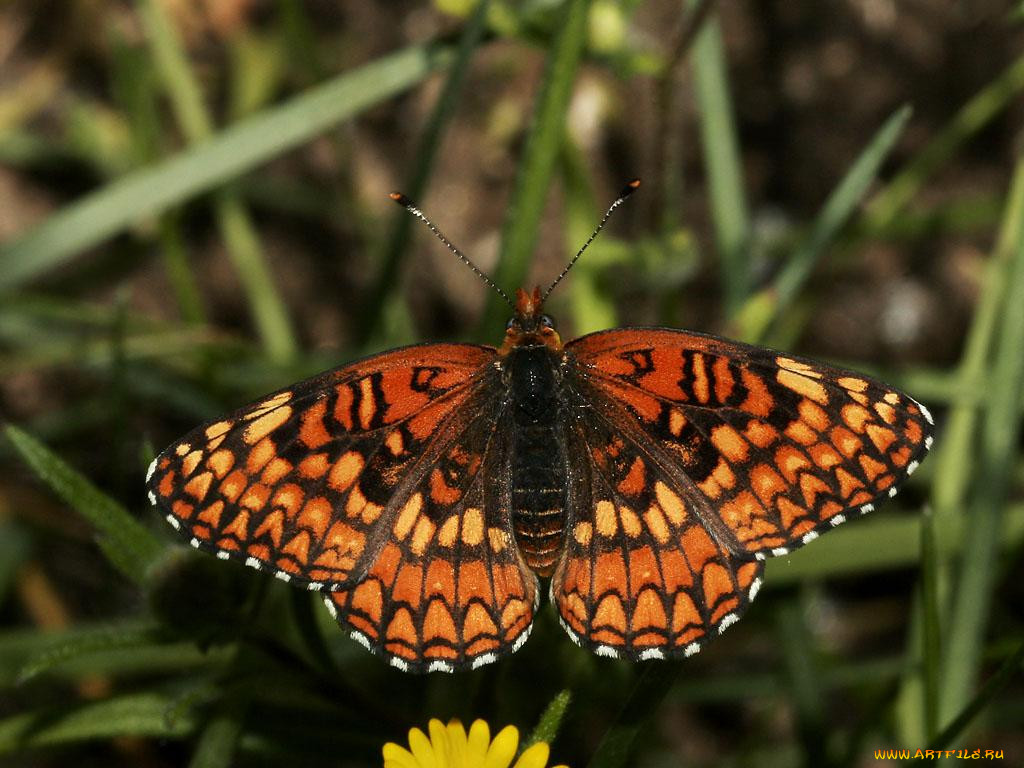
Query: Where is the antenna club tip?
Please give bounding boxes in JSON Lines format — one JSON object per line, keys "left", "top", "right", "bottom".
{"left": 622, "top": 178, "right": 641, "bottom": 195}
{"left": 389, "top": 192, "right": 412, "bottom": 206}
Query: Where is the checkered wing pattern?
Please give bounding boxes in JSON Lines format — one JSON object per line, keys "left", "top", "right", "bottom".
{"left": 324, "top": 396, "right": 539, "bottom": 673}
{"left": 566, "top": 329, "right": 934, "bottom": 559}
{"left": 549, "top": 328, "right": 933, "bottom": 657}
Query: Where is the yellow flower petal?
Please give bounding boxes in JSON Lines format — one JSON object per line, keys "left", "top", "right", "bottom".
{"left": 446, "top": 720, "right": 469, "bottom": 766}
{"left": 483, "top": 725, "right": 519, "bottom": 768}
{"left": 512, "top": 742, "right": 550, "bottom": 768}
{"left": 409, "top": 727, "right": 438, "bottom": 768}
{"left": 382, "top": 743, "right": 421, "bottom": 768}
{"left": 428, "top": 719, "right": 450, "bottom": 768}
{"left": 466, "top": 719, "right": 492, "bottom": 764}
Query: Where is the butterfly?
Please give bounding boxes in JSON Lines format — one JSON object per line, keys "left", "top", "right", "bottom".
{"left": 147, "top": 180, "right": 934, "bottom": 673}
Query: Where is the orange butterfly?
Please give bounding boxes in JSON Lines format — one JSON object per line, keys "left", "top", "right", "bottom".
{"left": 148, "top": 181, "right": 933, "bottom": 672}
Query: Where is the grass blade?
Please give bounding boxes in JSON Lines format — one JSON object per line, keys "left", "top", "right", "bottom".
{"left": 586, "top": 664, "right": 681, "bottom": 768}
{"left": 734, "top": 106, "right": 913, "bottom": 343}
{"left": 690, "top": 4, "right": 750, "bottom": 317}
{"left": 189, "top": 698, "right": 248, "bottom": 768}
{"left": 0, "top": 42, "right": 453, "bottom": 294}
{"left": 938, "top": 169, "right": 1024, "bottom": 726}
{"left": 359, "top": 0, "right": 493, "bottom": 347}
{"left": 3, "top": 425, "right": 164, "bottom": 585}
{"left": 864, "top": 53, "right": 1024, "bottom": 234}
{"left": 137, "top": 0, "right": 296, "bottom": 363}
{"left": 479, "top": 0, "right": 592, "bottom": 335}
{"left": 929, "top": 640, "right": 1024, "bottom": 751}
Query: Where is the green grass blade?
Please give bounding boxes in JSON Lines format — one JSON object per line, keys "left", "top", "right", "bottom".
{"left": 17, "top": 621, "right": 161, "bottom": 683}
{"left": 0, "top": 42, "right": 453, "bottom": 294}
{"left": 189, "top": 698, "right": 248, "bottom": 768}
{"left": 586, "top": 665, "right": 681, "bottom": 768}
{"left": 0, "top": 692, "right": 196, "bottom": 751}
{"left": 930, "top": 640, "right": 1024, "bottom": 751}
{"left": 919, "top": 506, "right": 942, "bottom": 741}
{"left": 776, "top": 599, "right": 826, "bottom": 765}
{"left": 763, "top": 503, "right": 1024, "bottom": 584}
{"left": 3, "top": 425, "right": 165, "bottom": 585}
{"left": 525, "top": 689, "right": 571, "bottom": 748}
{"left": 938, "top": 175, "right": 1024, "bottom": 726}
{"left": 479, "top": 0, "right": 592, "bottom": 335}
{"left": 137, "top": 0, "right": 297, "bottom": 363}
{"left": 360, "top": 0, "right": 493, "bottom": 347}
{"left": 690, "top": 4, "right": 750, "bottom": 317}
{"left": 734, "top": 106, "right": 913, "bottom": 343}
{"left": 865, "top": 52, "right": 1024, "bottom": 234}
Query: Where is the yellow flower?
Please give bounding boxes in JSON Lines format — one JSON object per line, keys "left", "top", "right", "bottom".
{"left": 383, "top": 718, "right": 568, "bottom": 768}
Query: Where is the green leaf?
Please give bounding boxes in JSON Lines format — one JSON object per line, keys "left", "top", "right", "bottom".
{"left": 18, "top": 621, "right": 162, "bottom": 683}
{"left": 479, "top": 0, "right": 593, "bottom": 335}
{"left": 3, "top": 425, "right": 165, "bottom": 585}
{"left": 0, "top": 41, "right": 453, "bottom": 294}
{"left": 189, "top": 698, "right": 248, "bottom": 768}
{"left": 734, "top": 105, "right": 912, "bottom": 343}
{"left": 0, "top": 692, "right": 196, "bottom": 752}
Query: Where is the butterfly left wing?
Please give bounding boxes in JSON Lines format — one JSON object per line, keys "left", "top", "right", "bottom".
{"left": 323, "top": 399, "right": 539, "bottom": 673}
{"left": 564, "top": 328, "right": 934, "bottom": 560}
{"left": 146, "top": 343, "right": 498, "bottom": 589}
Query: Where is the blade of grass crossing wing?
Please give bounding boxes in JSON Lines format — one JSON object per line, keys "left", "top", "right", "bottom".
{"left": 479, "top": 0, "right": 592, "bottom": 335}
{"left": 734, "top": 106, "right": 912, "bottom": 343}
{"left": 689, "top": 2, "right": 750, "bottom": 318}
{"left": 938, "top": 175, "right": 1024, "bottom": 727}
{"left": 3, "top": 425, "right": 164, "bottom": 585}
{"left": 360, "top": 0, "right": 493, "bottom": 347}
{"left": 0, "top": 43, "right": 453, "bottom": 294}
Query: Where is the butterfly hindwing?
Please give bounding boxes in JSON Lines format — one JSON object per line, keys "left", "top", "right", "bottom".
{"left": 551, "top": 381, "right": 764, "bottom": 659}
{"left": 146, "top": 343, "right": 498, "bottom": 588}
{"left": 565, "top": 329, "right": 934, "bottom": 560}
{"left": 324, "top": 388, "right": 539, "bottom": 672}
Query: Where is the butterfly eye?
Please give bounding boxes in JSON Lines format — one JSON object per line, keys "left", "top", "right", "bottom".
{"left": 540, "top": 314, "right": 557, "bottom": 330}
{"left": 506, "top": 317, "right": 518, "bottom": 330}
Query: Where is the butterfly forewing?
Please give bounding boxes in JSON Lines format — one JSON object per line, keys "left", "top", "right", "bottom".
{"left": 565, "top": 329, "right": 934, "bottom": 561}
{"left": 147, "top": 343, "right": 497, "bottom": 589}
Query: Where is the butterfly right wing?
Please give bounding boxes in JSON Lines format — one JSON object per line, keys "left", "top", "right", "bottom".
{"left": 551, "top": 385, "right": 763, "bottom": 660}
{"left": 146, "top": 343, "right": 497, "bottom": 590}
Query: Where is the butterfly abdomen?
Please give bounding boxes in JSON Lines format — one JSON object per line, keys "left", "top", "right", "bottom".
{"left": 506, "top": 345, "right": 567, "bottom": 577}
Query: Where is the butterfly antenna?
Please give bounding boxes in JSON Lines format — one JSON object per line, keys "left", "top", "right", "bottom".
{"left": 390, "top": 192, "right": 514, "bottom": 309}
{"left": 542, "top": 178, "right": 641, "bottom": 302}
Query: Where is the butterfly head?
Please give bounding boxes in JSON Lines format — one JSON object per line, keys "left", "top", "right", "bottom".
{"left": 500, "top": 287, "right": 562, "bottom": 354}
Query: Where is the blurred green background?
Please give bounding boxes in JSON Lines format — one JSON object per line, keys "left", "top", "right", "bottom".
{"left": 1, "top": 1, "right": 1023, "bottom": 766}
